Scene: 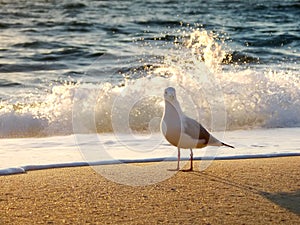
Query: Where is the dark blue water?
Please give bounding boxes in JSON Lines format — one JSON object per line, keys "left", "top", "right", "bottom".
{"left": 1, "top": 0, "right": 299, "bottom": 83}
{"left": 0, "top": 0, "right": 299, "bottom": 137}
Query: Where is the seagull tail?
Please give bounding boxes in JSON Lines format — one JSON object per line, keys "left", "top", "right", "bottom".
{"left": 222, "top": 142, "right": 235, "bottom": 148}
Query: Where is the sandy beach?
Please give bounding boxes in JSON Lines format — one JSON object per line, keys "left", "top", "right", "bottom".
{"left": 0, "top": 157, "right": 299, "bottom": 224}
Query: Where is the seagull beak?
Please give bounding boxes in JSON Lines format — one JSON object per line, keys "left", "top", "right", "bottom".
{"left": 167, "top": 95, "right": 174, "bottom": 101}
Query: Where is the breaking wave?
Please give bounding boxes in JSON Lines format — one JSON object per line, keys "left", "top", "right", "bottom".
{"left": 0, "top": 29, "right": 299, "bottom": 138}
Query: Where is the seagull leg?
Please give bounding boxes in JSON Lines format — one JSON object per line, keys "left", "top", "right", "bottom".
{"left": 189, "top": 148, "right": 193, "bottom": 171}
{"left": 177, "top": 147, "right": 180, "bottom": 170}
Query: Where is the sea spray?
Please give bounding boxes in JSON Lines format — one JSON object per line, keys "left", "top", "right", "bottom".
{"left": 0, "top": 28, "right": 299, "bottom": 138}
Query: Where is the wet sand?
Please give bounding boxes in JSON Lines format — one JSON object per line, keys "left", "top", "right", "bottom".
{"left": 0, "top": 157, "right": 299, "bottom": 224}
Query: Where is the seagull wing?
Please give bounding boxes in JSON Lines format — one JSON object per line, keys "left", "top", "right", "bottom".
{"left": 183, "top": 115, "right": 233, "bottom": 148}
{"left": 183, "top": 115, "right": 210, "bottom": 144}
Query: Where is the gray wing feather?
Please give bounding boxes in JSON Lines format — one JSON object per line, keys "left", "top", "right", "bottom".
{"left": 183, "top": 116, "right": 210, "bottom": 143}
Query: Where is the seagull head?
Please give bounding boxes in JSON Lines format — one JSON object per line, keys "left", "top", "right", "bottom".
{"left": 164, "top": 87, "right": 177, "bottom": 102}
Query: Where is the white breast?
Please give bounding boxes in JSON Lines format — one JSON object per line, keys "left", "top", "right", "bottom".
{"left": 161, "top": 104, "right": 204, "bottom": 148}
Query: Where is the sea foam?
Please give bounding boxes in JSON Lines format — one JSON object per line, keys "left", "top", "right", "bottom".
{"left": 0, "top": 128, "right": 299, "bottom": 176}
{"left": 0, "top": 29, "right": 299, "bottom": 138}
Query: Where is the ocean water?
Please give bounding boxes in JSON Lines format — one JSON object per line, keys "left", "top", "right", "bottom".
{"left": 0, "top": 0, "right": 299, "bottom": 180}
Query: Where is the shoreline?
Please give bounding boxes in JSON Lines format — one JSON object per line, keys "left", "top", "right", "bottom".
{"left": 0, "top": 157, "right": 299, "bottom": 224}
{"left": 1, "top": 154, "right": 300, "bottom": 176}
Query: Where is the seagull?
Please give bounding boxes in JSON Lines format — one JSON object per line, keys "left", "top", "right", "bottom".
{"left": 161, "top": 87, "right": 234, "bottom": 171}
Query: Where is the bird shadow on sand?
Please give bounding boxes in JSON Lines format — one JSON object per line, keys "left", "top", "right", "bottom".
{"left": 261, "top": 190, "right": 300, "bottom": 216}
{"left": 167, "top": 169, "right": 193, "bottom": 172}
{"left": 188, "top": 170, "right": 300, "bottom": 216}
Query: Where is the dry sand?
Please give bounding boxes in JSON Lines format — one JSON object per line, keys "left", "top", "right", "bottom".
{"left": 0, "top": 157, "right": 299, "bottom": 224}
